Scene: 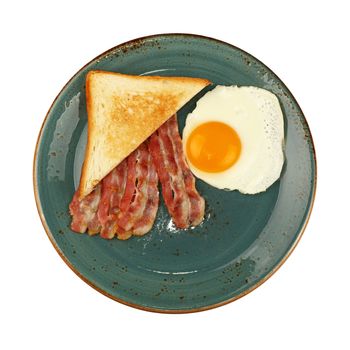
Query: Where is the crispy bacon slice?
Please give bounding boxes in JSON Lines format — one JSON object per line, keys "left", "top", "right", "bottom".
{"left": 97, "top": 160, "right": 127, "bottom": 239}
{"left": 132, "top": 144, "right": 159, "bottom": 236}
{"left": 167, "top": 116, "right": 205, "bottom": 226}
{"left": 69, "top": 184, "right": 101, "bottom": 234}
{"left": 116, "top": 144, "right": 149, "bottom": 231}
{"left": 149, "top": 115, "right": 205, "bottom": 228}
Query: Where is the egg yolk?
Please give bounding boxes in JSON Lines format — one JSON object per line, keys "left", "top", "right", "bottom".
{"left": 186, "top": 121, "right": 241, "bottom": 173}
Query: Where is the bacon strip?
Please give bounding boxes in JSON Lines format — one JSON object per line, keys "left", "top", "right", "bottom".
{"left": 132, "top": 144, "right": 159, "bottom": 236}
{"left": 98, "top": 160, "right": 127, "bottom": 239}
{"left": 119, "top": 151, "right": 138, "bottom": 212}
{"left": 167, "top": 116, "right": 205, "bottom": 226}
{"left": 149, "top": 115, "right": 205, "bottom": 228}
{"left": 151, "top": 119, "right": 190, "bottom": 228}
{"left": 116, "top": 144, "right": 148, "bottom": 231}
{"left": 69, "top": 184, "right": 101, "bottom": 234}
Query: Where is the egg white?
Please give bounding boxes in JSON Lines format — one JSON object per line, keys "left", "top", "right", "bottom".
{"left": 182, "top": 85, "right": 284, "bottom": 194}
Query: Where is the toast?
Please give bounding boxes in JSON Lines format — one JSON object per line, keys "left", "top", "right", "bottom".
{"left": 79, "top": 70, "right": 211, "bottom": 199}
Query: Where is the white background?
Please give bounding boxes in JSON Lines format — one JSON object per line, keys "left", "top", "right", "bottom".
{"left": 1, "top": 1, "right": 349, "bottom": 349}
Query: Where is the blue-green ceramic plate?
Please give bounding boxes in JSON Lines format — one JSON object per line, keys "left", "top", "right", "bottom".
{"left": 34, "top": 34, "right": 316, "bottom": 313}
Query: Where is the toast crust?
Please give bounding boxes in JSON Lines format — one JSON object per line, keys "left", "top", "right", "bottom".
{"left": 79, "top": 70, "right": 211, "bottom": 199}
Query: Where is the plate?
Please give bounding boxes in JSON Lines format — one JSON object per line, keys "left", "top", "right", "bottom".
{"left": 33, "top": 34, "right": 316, "bottom": 313}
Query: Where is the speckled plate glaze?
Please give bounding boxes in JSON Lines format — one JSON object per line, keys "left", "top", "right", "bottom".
{"left": 34, "top": 34, "right": 316, "bottom": 313}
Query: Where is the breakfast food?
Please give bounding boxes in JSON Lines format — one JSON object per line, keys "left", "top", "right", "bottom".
{"left": 69, "top": 70, "right": 285, "bottom": 240}
{"left": 182, "top": 85, "right": 284, "bottom": 194}
{"left": 79, "top": 70, "right": 210, "bottom": 199}
{"left": 70, "top": 71, "right": 210, "bottom": 239}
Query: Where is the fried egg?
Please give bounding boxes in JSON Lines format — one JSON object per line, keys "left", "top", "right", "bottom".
{"left": 182, "top": 85, "right": 284, "bottom": 194}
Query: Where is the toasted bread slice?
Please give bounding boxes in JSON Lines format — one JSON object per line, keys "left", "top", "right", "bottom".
{"left": 79, "top": 70, "right": 210, "bottom": 198}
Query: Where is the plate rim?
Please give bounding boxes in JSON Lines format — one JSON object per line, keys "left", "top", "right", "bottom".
{"left": 33, "top": 32, "right": 317, "bottom": 313}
